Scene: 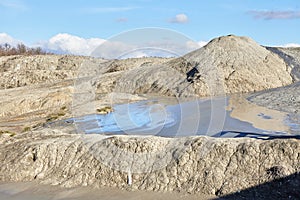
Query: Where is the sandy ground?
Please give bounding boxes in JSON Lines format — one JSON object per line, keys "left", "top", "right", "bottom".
{"left": 0, "top": 182, "right": 215, "bottom": 200}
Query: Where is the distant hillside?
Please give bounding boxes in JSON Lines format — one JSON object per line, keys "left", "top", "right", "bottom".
{"left": 0, "top": 35, "right": 298, "bottom": 97}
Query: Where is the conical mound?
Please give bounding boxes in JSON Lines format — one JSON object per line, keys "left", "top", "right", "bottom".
{"left": 168, "top": 35, "right": 293, "bottom": 96}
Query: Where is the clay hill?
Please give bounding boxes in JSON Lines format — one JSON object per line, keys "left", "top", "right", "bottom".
{"left": 0, "top": 35, "right": 299, "bottom": 199}
{"left": 91, "top": 35, "right": 296, "bottom": 97}
{"left": 167, "top": 35, "right": 294, "bottom": 96}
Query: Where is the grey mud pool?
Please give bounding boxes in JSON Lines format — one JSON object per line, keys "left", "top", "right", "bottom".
{"left": 69, "top": 95, "right": 300, "bottom": 139}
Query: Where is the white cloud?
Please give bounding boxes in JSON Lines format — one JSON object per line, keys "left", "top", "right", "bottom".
{"left": 187, "top": 40, "right": 208, "bottom": 49}
{"left": 248, "top": 10, "right": 300, "bottom": 20}
{"left": 116, "top": 18, "right": 128, "bottom": 23}
{"left": 0, "top": 32, "right": 191, "bottom": 57}
{"left": 0, "top": 0, "right": 27, "bottom": 11}
{"left": 91, "top": 40, "right": 139, "bottom": 59}
{"left": 41, "top": 33, "right": 106, "bottom": 56}
{"left": 198, "top": 41, "right": 208, "bottom": 47}
{"left": 0, "top": 33, "right": 22, "bottom": 46}
{"left": 119, "top": 50, "right": 149, "bottom": 59}
{"left": 84, "top": 6, "right": 138, "bottom": 14}
{"left": 281, "top": 43, "right": 300, "bottom": 48}
{"left": 92, "top": 40, "right": 209, "bottom": 59}
{"left": 185, "top": 40, "right": 208, "bottom": 50}
{"left": 170, "top": 14, "right": 189, "bottom": 24}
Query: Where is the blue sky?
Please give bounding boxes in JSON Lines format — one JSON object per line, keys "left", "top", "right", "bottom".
{"left": 1, "top": 0, "right": 300, "bottom": 54}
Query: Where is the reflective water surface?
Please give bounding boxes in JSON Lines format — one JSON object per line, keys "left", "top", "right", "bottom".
{"left": 71, "top": 95, "right": 300, "bottom": 139}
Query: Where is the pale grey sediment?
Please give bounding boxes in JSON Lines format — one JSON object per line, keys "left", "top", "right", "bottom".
{"left": 248, "top": 82, "right": 300, "bottom": 114}
{"left": 0, "top": 130, "right": 299, "bottom": 196}
{"left": 0, "top": 34, "right": 300, "bottom": 199}
{"left": 248, "top": 82, "right": 300, "bottom": 135}
{"left": 267, "top": 47, "right": 300, "bottom": 81}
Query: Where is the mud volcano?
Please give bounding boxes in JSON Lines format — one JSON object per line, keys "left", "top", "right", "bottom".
{"left": 0, "top": 35, "right": 299, "bottom": 199}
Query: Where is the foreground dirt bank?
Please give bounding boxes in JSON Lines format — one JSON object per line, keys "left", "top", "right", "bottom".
{"left": 0, "top": 129, "right": 299, "bottom": 197}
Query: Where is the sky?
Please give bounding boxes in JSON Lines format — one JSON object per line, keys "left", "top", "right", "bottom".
{"left": 0, "top": 0, "right": 300, "bottom": 55}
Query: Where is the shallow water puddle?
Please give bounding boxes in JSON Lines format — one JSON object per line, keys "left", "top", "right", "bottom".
{"left": 71, "top": 95, "right": 300, "bottom": 139}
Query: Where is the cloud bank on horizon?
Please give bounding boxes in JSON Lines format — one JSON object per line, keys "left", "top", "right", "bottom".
{"left": 41, "top": 33, "right": 105, "bottom": 55}
{"left": 0, "top": 32, "right": 299, "bottom": 56}
{"left": 0, "top": 33, "right": 22, "bottom": 46}
{"left": 0, "top": 33, "right": 207, "bottom": 57}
